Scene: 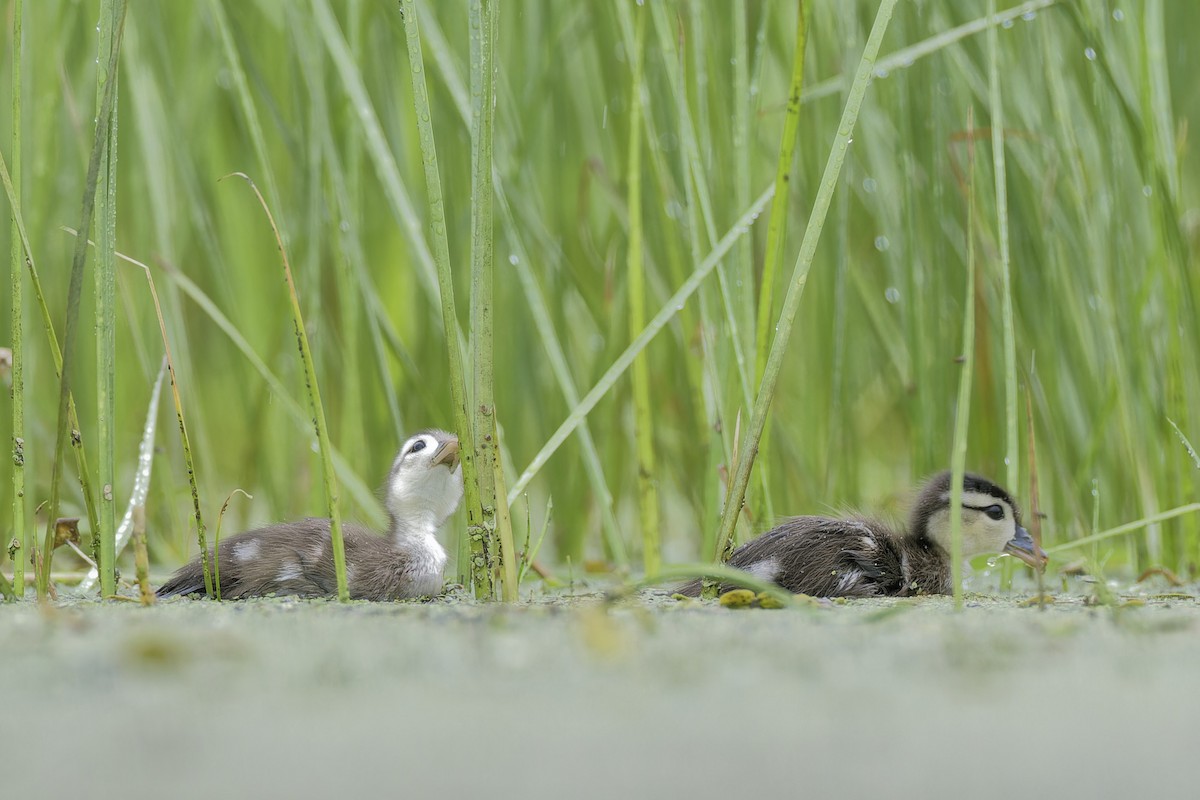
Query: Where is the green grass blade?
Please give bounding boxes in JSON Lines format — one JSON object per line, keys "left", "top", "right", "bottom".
{"left": 94, "top": 0, "right": 120, "bottom": 597}
{"left": 7, "top": 0, "right": 25, "bottom": 598}
{"left": 948, "top": 109, "right": 979, "bottom": 611}
{"left": 626, "top": 6, "right": 659, "bottom": 576}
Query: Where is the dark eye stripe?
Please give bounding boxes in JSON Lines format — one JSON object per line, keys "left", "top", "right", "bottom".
{"left": 965, "top": 503, "right": 1006, "bottom": 521}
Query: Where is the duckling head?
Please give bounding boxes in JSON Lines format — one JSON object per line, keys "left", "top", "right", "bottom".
{"left": 385, "top": 429, "right": 465, "bottom": 539}
{"left": 912, "top": 471, "right": 1047, "bottom": 568}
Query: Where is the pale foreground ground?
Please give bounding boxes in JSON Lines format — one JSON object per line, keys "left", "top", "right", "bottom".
{"left": 4, "top": 586, "right": 1197, "bottom": 799}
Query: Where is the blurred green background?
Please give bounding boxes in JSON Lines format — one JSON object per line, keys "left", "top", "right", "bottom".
{"left": 1, "top": 0, "right": 1197, "bottom": 583}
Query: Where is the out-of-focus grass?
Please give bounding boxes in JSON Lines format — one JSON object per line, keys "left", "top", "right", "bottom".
{"left": 1, "top": 1, "right": 1197, "bottom": 585}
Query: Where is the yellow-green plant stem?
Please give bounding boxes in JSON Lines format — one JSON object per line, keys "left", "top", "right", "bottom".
{"left": 398, "top": 0, "right": 482, "bottom": 585}
{"left": 626, "top": 6, "right": 659, "bottom": 576}
{"left": 755, "top": 1, "right": 808, "bottom": 382}
{"left": 714, "top": 0, "right": 897, "bottom": 563}
{"left": 948, "top": 109, "right": 979, "bottom": 612}
{"left": 226, "top": 173, "right": 350, "bottom": 602}
{"left": 94, "top": 0, "right": 120, "bottom": 598}
{"left": 38, "top": 0, "right": 126, "bottom": 600}
{"left": 8, "top": 0, "right": 25, "bottom": 597}
{"left": 988, "top": 0, "right": 1018, "bottom": 492}
{"left": 1045, "top": 504, "right": 1200, "bottom": 555}
{"left": 468, "top": 0, "right": 504, "bottom": 599}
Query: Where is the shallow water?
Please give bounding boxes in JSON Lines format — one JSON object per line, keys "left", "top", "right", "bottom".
{"left": 5, "top": 586, "right": 1198, "bottom": 799}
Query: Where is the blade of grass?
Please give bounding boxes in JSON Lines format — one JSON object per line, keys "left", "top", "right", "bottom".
{"left": 801, "top": 0, "right": 1060, "bottom": 104}
{"left": 8, "top": 0, "right": 25, "bottom": 598}
{"left": 77, "top": 357, "right": 165, "bottom": 594}
{"left": 508, "top": 186, "right": 774, "bottom": 500}
{"left": 948, "top": 107, "right": 979, "bottom": 611}
{"left": 1045, "top": 504, "right": 1200, "bottom": 554}
{"left": 714, "top": 0, "right": 898, "bottom": 562}
{"left": 224, "top": 172, "right": 349, "bottom": 602}
{"left": 95, "top": 0, "right": 120, "bottom": 597}
{"left": 988, "top": 0, "right": 1019, "bottom": 492}
{"left": 38, "top": 0, "right": 127, "bottom": 600}
{"left": 626, "top": 5, "right": 659, "bottom": 576}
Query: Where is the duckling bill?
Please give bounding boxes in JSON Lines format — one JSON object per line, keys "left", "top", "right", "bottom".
{"left": 157, "top": 429, "right": 464, "bottom": 601}
{"left": 681, "top": 471, "right": 1046, "bottom": 598}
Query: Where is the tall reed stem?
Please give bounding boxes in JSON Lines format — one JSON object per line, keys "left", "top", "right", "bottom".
{"left": 948, "top": 108, "right": 979, "bottom": 611}
{"left": 468, "top": 0, "right": 509, "bottom": 598}
{"left": 626, "top": 6, "right": 659, "bottom": 576}
{"left": 94, "top": 0, "right": 120, "bottom": 597}
{"left": 988, "top": 0, "right": 1018, "bottom": 491}
{"left": 8, "top": 0, "right": 24, "bottom": 597}
{"left": 715, "top": 0, "right": 897, "bottom": 559}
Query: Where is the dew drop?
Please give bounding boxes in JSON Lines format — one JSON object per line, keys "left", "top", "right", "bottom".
{"left": 884, "top": 286, "right": 900, "bottom": 304}
{"left": 873, "top": 67, "right": 889, "bottom": 79}
{"left": 1142, "top": 185, "right": 1153, "bottom": 197}
{"left": 862, "top": 177, "right": 877, "bottom": 193}
{"left": 1001, "top": 18, "right": 1015, "bottom": 29}
{"left": 1112, "top": 8, "right": 1124, "bottom": 22}
{"left": 874, "top": 235, "right": 890, "bottom": 252}
{"left": 1021, "top": 11, "right": 1036, "bottom": 21}
{"left": 1084, "top": 47, "right": 1097, "bottom": 61}
{"left": 508, "top": 254, "right": 519, "bottom": 266}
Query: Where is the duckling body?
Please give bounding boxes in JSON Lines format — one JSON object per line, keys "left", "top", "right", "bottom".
{"left": 157, "top": 429, "right": 463, "bottom": 601}
{"left": 680, "top": 471, "right": 1044, "bottom": 598}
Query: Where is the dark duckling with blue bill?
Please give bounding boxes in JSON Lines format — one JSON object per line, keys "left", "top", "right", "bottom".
{"left": 157, "top": 429, "right": 464, "bottom": 601}
{"left": 680, "top": 471, "right": 1046, "bottom": 598}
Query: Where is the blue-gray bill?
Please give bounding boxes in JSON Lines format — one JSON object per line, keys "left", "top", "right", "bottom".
{"left": 1003, "top": 526, "right": 1047, "bottom": 569}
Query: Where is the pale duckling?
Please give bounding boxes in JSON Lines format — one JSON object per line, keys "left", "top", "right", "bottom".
{"left": 680, "top": 471, "right": 1045, "bottom": 598}
{"left": 157, "top": 429, "right": 464, "bottom": 601}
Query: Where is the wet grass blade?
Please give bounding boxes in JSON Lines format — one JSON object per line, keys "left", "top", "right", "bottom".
{"left": 94, "top": 0, "right": 121, "bottom": 597}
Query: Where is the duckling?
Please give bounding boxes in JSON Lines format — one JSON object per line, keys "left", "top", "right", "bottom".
{"left": 680, "top": 471, "right": 1045, "bottom": 598}
{"left": 157, "top": 429, "right": 464, "bottom": 601}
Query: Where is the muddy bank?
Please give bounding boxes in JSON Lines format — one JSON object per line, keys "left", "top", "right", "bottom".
{"left": 4, "top": 590, "right": 1197, "bottom": 799}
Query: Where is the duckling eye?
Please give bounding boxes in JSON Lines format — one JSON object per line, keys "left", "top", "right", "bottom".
{"left": 408, "top": 439, "right": 427, "bottom": 456}
{"left": 984, "top": 504, "right": 1005, "bottom": 521}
